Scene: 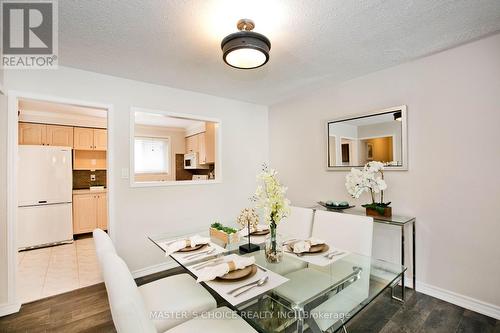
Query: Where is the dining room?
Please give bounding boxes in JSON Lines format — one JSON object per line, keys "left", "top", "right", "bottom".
{"left": 1, "top": 1, "right": 500, "bottom": 333}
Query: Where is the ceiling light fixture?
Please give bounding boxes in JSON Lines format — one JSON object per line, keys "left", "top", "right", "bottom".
{"left": 221, "top": 19, "right": 271, "bottom": 69}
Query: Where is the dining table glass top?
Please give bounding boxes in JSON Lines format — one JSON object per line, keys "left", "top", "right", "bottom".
{"left": 148, "top": 228, "right": 406, "bottom": 333}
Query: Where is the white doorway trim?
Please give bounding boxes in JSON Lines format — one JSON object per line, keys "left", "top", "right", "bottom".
{"left": 5, "top": 90, "right": 115, "bottom": 315}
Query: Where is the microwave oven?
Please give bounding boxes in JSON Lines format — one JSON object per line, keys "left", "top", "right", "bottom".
{"left": 184, "top": 152, "right": 209, "bottom": 169}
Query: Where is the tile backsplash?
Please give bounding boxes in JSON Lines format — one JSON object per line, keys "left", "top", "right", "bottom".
{"left": 73, "top": 170, "right": 107, "bottom": 189}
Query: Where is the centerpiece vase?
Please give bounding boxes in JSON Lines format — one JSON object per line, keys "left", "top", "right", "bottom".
{"left": 265, "top": 220, "right": 283, "bottom": 263}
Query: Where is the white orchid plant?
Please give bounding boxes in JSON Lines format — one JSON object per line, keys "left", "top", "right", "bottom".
{"left": 252, "top": 164, "right": 291, "bottom": 227}
{"left": 345, "top": 161, "right": 391, "bottom": 214}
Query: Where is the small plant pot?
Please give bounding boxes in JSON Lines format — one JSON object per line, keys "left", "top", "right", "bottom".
{"left": 365, "top": 207, "right": 392, "bottom": 218}
{"left": 210, "top": 227, "right": 239, "bottom": 246}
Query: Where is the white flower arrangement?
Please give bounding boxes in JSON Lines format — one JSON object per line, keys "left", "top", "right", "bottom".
{"left": 345, "top": 161, "right": 390, "bottom": 211}
{"left": 252, "top": 164, "right": 291, "bottom": 226}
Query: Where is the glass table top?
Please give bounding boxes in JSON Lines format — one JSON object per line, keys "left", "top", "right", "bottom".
{"left": 148, "top": 229, "right": 406, "bottom": 332}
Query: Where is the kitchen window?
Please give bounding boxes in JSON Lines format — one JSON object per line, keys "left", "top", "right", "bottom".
{"left": 134, "top": 137, "right": 170, "bottom": 174}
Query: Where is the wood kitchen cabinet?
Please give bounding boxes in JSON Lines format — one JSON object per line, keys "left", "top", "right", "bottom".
{"left": 185, "top": 134, "right": 199, "bottom": 154}
{"left": 19, "top": 122, "right": 73, "bottom": 147}
{"left": 203, "top": 122, "right": 216, "bottom": 164}
{"left": 186, "top": 122, "right": 216, "bottom": 164}
{"left": 73, "top": 192, "right": 108, "bottom": 234}
{"left": 96, "top": 193, "right": 108, "bottom": 230}
{"left": 74, "top": 127, "right": 107, "bottom": 151}
{"left": 19, "top": 123, "right": 46, "bottom": 145}
{"left": 93, "top": 129, "right": 108, "bottom": 150}
{"left": 74, "top": 128, "right": 94, "bottom": 150}
{"left": 46, "top": 125, "right": 74, "bottom": 147}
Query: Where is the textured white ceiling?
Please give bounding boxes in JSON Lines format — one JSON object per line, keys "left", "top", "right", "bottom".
{"left": 59, "top": 0, "right": 500, "bottom": 105}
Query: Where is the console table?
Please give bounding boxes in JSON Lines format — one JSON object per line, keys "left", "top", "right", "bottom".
{"left": 312, "top": 205, "right": 416, "bottom": 301}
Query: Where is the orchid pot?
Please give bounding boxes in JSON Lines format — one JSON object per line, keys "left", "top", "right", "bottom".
{"left": 346, "top": 161, "right": 392, "bottom": 218}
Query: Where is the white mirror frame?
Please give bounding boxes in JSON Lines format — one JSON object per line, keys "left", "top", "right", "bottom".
{"left": 130, "top": 106, "right": 222, "bottom": 187}
{"left": 326, "top": 105, "right": 408, "bottom": 171}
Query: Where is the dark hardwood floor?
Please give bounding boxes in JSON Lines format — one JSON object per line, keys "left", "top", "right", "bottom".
{"left": 1, "top": 268, "right": 498, "bottom": 333}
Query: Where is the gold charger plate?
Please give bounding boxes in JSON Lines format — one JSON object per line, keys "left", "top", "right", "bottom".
{"left": 288, "top": 243, "right": 329, "bottom": 255}
{"left": 217, "top": 265, "right": 257, "bottom": 281}
{"left": 250, "top": 229, "right": 270, "bottom": 236}
{"left": 177, "top": 243, "right": 208, "bottom": 253}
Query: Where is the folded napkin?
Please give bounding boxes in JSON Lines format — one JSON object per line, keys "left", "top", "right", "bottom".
{"left": 196, "top": 254, "right": 255, "bottom": 282}
{"left": 291, "top": 238, "right": 325, "bottom": 253}
{"left": 163, "top": 235, "right": 210, "bottom": 256}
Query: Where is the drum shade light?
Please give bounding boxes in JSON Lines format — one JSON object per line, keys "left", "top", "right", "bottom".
{"left": 221, "top": 19, "right": 271, "bottom": 69}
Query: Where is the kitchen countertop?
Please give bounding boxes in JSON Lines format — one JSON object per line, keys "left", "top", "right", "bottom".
{"left": 73, "top": 188, "right": 107, "bottom": 195}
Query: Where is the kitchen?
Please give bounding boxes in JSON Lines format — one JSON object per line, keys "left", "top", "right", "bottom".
{"left": 16, "top": 98, "right": 109, "bottom": 303}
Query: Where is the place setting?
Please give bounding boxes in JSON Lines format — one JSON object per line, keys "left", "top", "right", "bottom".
{"left": 159, "top": 235, "right": 227, "bottom": 264}
{"left": 185, "top": 253, "right": 288, "bottom": 306}
{"left": 283, "top": 238, "right": 349, "bottom": 266}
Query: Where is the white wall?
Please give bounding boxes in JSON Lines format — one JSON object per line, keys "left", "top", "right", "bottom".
{"left": 1, "top": 67, "right": 268, "bottom": 302}
{"left": 0, "top": 93, "right": 7, "bottom": 306}
{"left": 269, "top": 33, "right": 500, "bottom": 311}
{"left": 328, "top": 123, "right": 358, "bottom": 166}
{"left": 0, "top": 65, "right": 7, "bottom": 305}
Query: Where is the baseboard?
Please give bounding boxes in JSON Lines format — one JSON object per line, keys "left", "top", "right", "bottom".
{"left": 404, "top": 276, "right": 414, "bottom": 289}
{"left": 0, "top": 302, "right": 21, "bottom": 317}
{"left": 416, "top": 281, "right": 500, "bottom": 320}
{"left": 131, "top": 261, "right": 178, "bottom": 279}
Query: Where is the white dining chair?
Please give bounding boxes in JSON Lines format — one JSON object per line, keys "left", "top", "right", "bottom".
{"left": 275, "top": 211, "right": 374, "bottom": 332}
{"left": 101, "top": 252, "right": 256, "bottom": 333}
{"left": 312, "top": 210, "right": 373, "bottom": 256}
{"left": 278, "top": 206, "right": 315, "bottom": 239}
{"left": 93, "top": 229, "right": 218, "bottom": 332}
{"left": 93, "top": 229, "right": 116, "bottom": 259}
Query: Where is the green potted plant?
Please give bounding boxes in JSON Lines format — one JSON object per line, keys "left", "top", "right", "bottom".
{"left": 345, "top": 161, "right": 392, "bottom": 217}
{"left": 209, "top": 222, "right": 239, "bottom": 245}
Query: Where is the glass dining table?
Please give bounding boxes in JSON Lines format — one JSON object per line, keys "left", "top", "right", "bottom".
{"left": 148, "top": 229, "right": 406, "bottom": 333}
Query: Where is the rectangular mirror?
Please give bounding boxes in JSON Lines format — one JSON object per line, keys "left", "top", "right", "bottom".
{"left": 130, "top": 108, "right": 220, "bottom": 186}
{"left": 327, "top": 105, "right": 407, "bottom": 170}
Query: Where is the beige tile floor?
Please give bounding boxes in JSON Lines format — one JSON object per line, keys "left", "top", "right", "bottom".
{"left": 17, "top": 236, "right": 102, "bottom": 304}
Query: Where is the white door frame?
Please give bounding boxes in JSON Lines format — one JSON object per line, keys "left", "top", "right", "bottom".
{"left": 5, "top": 90, "right": 115, "bottom": 314}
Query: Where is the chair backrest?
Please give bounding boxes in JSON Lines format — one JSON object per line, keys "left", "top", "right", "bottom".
{"left": 312, "top": 210, "right": 373, "bottom": 256}
{"left": 101, "top": 252, "right": 157, "bottom": 333}
{"left": 278, "top": 206, "right": 314, "bottom": 239}
{"left": 93, "top": 228, "right": 116, "bottom": 259}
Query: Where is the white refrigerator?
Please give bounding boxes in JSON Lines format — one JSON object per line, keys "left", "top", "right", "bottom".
{"left": 18, "top": 146, "right": 74, "bottom": 250}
